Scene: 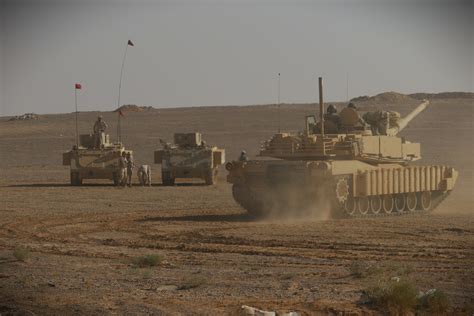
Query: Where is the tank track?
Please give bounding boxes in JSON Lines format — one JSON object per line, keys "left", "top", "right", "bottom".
{"left": 232, "top": 184, "right": 451, "bottom": 219}
{"left": 332, "top": 191, "right": 450, "bottom": 219}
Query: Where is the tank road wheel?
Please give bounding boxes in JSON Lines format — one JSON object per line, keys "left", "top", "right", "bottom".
{"left": 70, "top": 172, "right": 81, "bottom": 186}
{"left": 358, "top": 196, "right": 370, "bottom": 215}
{"left": 394, "top": 194, "right": 406, "bottom": 213}
{"left": 418, "top": 191, "right": 432, "bottom": 211}
{"left": 382, "top": 195, "right": 394, "bottom": 214}
{"left": 343, "top": 196, "right": 357, "bottom": 216}
{"left": 335, "top": 178, "right": 350, "bottom": 204}
{"left": 370, "top": 196, "right": 382, "bottom": 214}
{"left": 162, "top": 171, "right": 175, "bottom": 186}
{"left": 205, "top": 169, "right": 218, "bottom": 185}
{"left": 405, "top": 193, "right": 417, "bottom": 212}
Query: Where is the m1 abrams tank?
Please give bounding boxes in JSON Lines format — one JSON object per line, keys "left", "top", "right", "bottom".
{"left": 226, "top": 78, "right": 458, "bottom": 218}
{"left": 154, "top": 133, "right": 225, "bottom": 185}
{"left": 63, "top": 131, "right": 132, "bottom": 186}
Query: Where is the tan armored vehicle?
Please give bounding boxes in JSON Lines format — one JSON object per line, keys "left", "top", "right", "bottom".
{"left": 154, "top": 133, "right": 225, "bottom": 185}
{"left": 226, "top": 78, "right": 458, "bottom": 218}
{"left": 63, "top": 131, "right": 132, "bottom": 186}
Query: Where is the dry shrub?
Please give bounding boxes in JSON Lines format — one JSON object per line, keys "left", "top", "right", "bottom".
{"left": 365, "top": 279, "right": 418, "bottom": 314}
{"left": 350, "top": 260, "right": 368, "bottom": 278}
{"left": 13, "top": 246, "right": 30, "bottom": 262}
{"left": 418, "top": 289, "right": 450, "bottom": 314}
{"left": 177, "top": 276, "right": 207, "bottom": 290}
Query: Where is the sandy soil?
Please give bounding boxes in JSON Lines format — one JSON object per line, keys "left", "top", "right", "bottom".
{"left": 0, "top": 99, "right": 473, "bottom": 315}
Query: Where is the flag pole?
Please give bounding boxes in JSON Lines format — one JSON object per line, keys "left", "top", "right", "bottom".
{"left": 75, "top": 87, "right": 78, "bottom": 148}
{"left": 117, "top": 42, "right": 129, "bottom": 143}
{"left": 277, "top": 72, "right": 281, "bottom": 133}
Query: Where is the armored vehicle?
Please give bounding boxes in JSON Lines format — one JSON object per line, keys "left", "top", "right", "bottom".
{"left": 63, "top": 132, "right": 132, "bottom": 186}
{"left": 226, "top": 78, "right": 458, "bottom": 218}
{"left": 154, "top": 133, "right": 225, "bottom": 185}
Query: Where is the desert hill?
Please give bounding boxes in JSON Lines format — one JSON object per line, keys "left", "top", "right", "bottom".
{"left": 350, "top": 91, "right": 416, "bottom": 104}
{"left": 351, "top": 91, "right": 473, "bottom": 105}
{"left": 114, "top": 104, "right": 155, "bottom": 113}
{"left": 409, "top": 92, "right": 474, "bottom": 100}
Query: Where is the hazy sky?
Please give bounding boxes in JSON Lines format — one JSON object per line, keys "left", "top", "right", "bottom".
{"left": 0, "top": 0, "right": 472, "bottom": 116}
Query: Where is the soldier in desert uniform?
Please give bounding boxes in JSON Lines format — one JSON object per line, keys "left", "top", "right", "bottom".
{"left": 93, "top": 116, "right": 108, "bottom": 148}
{"left": 239, "top": 150, "right": 249, "bottom": 162}
{"left": 137, "top": 165, "right": 152, "bottom": 186}
{"left": 118, "top": 152, "right": 127, "bottom": 187}
{"left": 324, "top": 104, "right": 341, "bottom": 133}
{"left": 126, "top": 152, "right": 134, "bottom": 187}
{"left": 347, "top": 103, "right": 368, "bottom": 128}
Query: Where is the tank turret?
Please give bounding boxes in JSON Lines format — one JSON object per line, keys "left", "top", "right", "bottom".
{"left": 259, "top": 92, "right": 429, "bottom": 164}
{"left": 226, "top": 78, "right": 457, "bottom": 218}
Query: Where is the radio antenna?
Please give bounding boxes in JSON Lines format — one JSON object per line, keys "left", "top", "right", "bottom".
{"left": 346, "top": 72, "right": 349, "bottom": 102}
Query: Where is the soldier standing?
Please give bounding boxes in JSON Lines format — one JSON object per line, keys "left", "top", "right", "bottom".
{"left": 93, "top": 116, "right": 108, "bottom": 148}
{"left": 126, "top": 152, "right": 134, "bottom": 187}
{"left": 137, "top": 165, "right": 152, "bottom": 186}
{"left": 324, "top": 104, "right": 341, "bottom": 133}
{"left": 239, "top": 150, "right": 249, "bottom": 162}
{"left": 347, "top": 103, "right": 368, "bottom": 127}
{"left": 118, "top": 152, "right": 127, "bottom": 187}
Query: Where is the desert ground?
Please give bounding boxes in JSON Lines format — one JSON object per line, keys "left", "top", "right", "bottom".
{"left": 0, "top": 96, "right": 473, "bottom": 315}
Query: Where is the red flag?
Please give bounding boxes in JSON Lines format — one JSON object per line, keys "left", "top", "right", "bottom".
{"left": 75, "top": 83, "right": 82, "bottom": 89}
{"left": 118, "top": 110, "right": 125, "bottom": 117}
{"left": 127, "top": 40, "right": 134, "bottom": 47}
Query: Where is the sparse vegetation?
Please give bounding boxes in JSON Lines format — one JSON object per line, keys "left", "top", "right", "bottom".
{"left": 13, "top": 246, "right": 30, "bottom": 262}
{"left": 365, "top": 279, "right": 418, "bottom": 314}
{"left": 177, "top": 276, "right": 207, "bottom": 290}
{"left": 365, "top": 278, "right": 452, "bottom": 315}
{"left": 131, "top": 254, "right": 163, "bottom": 268}
{"left": 349, "top": 260, "right": 368, "bottom": 278}
{"left": 418, "top": 289, "right": 450, "bottom": 314}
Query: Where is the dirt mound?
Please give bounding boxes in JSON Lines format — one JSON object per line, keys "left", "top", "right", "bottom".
{"left": 114, "top": 104, "right": 154, "bottom": 113}
{"left": 351, "top": 91, "right": 415, "bottom": 105}
{"left": 8, "top": 113, "right": 39, "bottom": 121}
{"left": 409, "top": 92, "right": 474, "bottom": 100}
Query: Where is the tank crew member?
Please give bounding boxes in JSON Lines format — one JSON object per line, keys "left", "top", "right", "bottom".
{"left": 126, "top": 152, "right": 134, "bottom": 187}
{"left": 346, "top": 102, "right": 368, "bottom": 127}
{"left": 347, "top": 102, "right": 356, "bottom": 109}
{"left": 324, "top": 104, "right": 341, "bottom": 133}
{"left": 239, "top": 150, "right": 249, "bottom": 162}
{"left": 118, "top": 152, "right": 127, "bottom": 186}
{"left": 137, "top": 165, "right": 152, "bottom": 186}
{"left": 93, "top": 116, "right": 108, "bottom": 148}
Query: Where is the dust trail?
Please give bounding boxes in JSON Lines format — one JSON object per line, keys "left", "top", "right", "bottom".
{"left": 258, "top": 184, "right": 334, "bottom": 223}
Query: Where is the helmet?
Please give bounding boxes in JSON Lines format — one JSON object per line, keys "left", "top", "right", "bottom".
{"left": 241, "top": 150, "right": 246, "bottom": 154}
{"left": 327, "top": 104, "right": 337, "bottom": 114}
{"left": 347, "top": 102, "right": 357, "bottom": 109}
{"left": 98, "top": 115, "right": 103, "bottom": 120}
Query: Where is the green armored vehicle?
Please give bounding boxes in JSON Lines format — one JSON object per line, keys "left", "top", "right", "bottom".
{"left": 226, "top": 78, "right": 458, "bottom": 218}
{"left": 154, "top": 133, "right": 225, "bottom": 185}
{"left": 63, "top": 126, "right": 132, "bottom": 186}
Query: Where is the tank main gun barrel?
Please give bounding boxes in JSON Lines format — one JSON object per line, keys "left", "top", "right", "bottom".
{"left": 386, "top": 100, "right": 429, "bottom": 136}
